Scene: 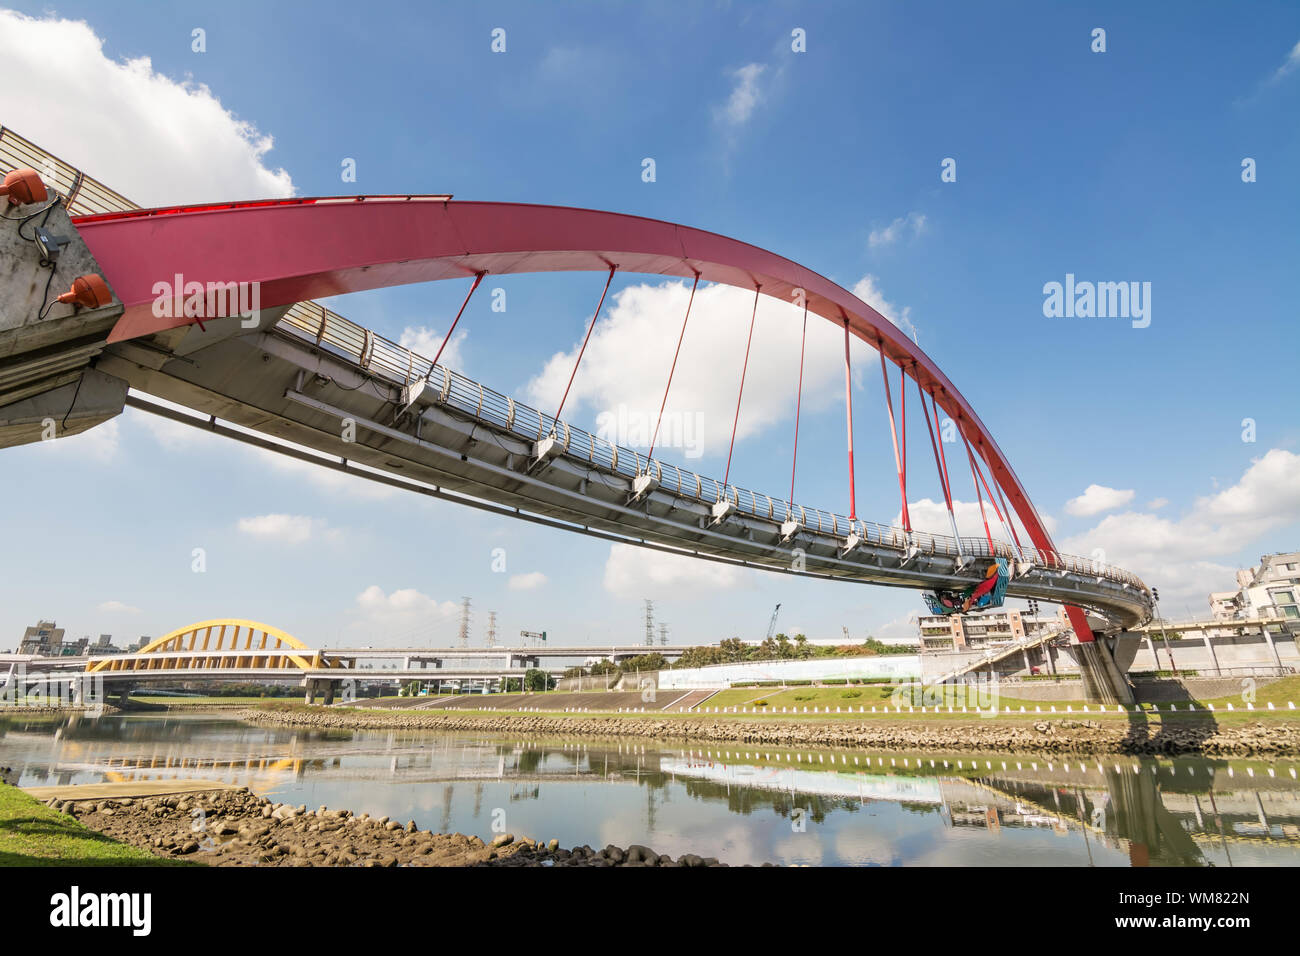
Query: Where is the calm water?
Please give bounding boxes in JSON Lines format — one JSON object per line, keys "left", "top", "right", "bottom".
{"left": 3, "top": 712, "right": 1299, "bottom": 866}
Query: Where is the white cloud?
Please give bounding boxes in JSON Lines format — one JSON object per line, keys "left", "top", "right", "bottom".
{"left": 716, "top": 63, "right": 767, "bottom": 126}
{"left": 1064, "top": 484, "right": 1136, "bottom": 517}
{"left": 602, "top": 543, "right": 748, "bottom": 599}
{"left": 508, "top": 571, "right": 548, "bottom": 591}
{"left": 523, "top": 279, "right": 880, "bottom": 459}
{"left": 251, "top": 447, "right": 398, "bottom": 501}
{"left": 97, "top": 600, "right": 141, "bottom": 614}
{"left": 350, "top": 585, "right": 462, "bottom": 644}
{"left": 0, "top": 10, "right": 293, "bottom": 205}
{"left": 28, "top": 417, "right": 120, "bottom": 463}
{"left": 1062, "top": 449, "right": 1300, "bottom": 605}
{"left": 1269, "top": 38, "right": 1300, "bottom": 84}
{"left": 868, "top": 212, "right": 927, "bottom": 249}
{"left": 398, "top": 326, "right": 467, "bottom": 374}
{"left": 235, "top": 513, "right": 335, "bottom": 544}
{"left": 1147, "top": 497, "right": 1169, "bottom": 510}
{"left": 893, "top": 496, "right": 1054, "bottom": 542}
{"left": 852, "top": 275, "right": 918, "bottom": 342}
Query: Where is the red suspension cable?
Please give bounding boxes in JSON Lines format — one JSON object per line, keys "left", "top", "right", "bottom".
{"left": 919, "top": 381, "right": 961, "bottom": 546}
{"left": 991, "top": 473, "right": 1024, "bottom": 551}
{"left": 431, "top": 271, "right": 485, "bottom": 369}
{"left": 788, "top": 296, "right": 809, "bottom": 510}
{"left": 962, "top": 426, "right": 995, "bottom": 552}
{"left": 724, "top": 286, "right": 761, "bottom": 488}
{"left": 899, "top": 362, "right": 909, "bottom": 519}
{"left": 552, "top": 264, "right": 616, "bottom": 427}
{"left": 930, "top": 390, "right": 956, "bottom": 509}
{"left": 842, "top": 318, "right": 857, "bottom": 520}
{"left": 970, "top": 442, "right": 1024, "bottom": 555}
{"left": 647, "top": 272, "right": 699, "bottom": 462}
{"left": 879, "top": 343, "right": 911, "bottom": 532}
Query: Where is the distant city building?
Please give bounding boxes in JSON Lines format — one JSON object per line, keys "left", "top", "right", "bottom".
{"left": 1209, "top": 552, "right": 1300, "bottom": 624}
{"left": 917, "top": 607, "right": 1069, "bottom": 653}
{"left": 17, "top": 620, "right": 65, "bottom": 656}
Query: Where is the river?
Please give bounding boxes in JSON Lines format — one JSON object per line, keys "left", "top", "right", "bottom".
{"left": 3, "top": 712, "right": 1298, "bottom": 866}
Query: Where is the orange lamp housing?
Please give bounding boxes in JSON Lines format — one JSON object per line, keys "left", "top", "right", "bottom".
{"left": 0, "top": 168, "right": 48, "bottom": 206}
{"left": 56, "top": 274, "right": 112, "bottom": 310}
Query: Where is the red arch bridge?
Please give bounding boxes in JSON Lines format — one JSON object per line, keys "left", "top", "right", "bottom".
{"left": 0, "top": 130, "right": 1149, "bottom": 702}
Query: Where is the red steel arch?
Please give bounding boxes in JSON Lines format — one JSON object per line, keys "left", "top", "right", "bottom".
{"left": 73, "top": 197, "right": 1094, "bottom": 641}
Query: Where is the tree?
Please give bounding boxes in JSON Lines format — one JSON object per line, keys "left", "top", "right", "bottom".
{"left": 523, "top": 668, "right": 553, "bottom": 692}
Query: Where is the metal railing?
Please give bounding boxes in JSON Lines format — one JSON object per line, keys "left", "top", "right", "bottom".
{"left": 277, "top": 303, "right": 1148, "bottom": 593}
{"left": 0, "top": 127, "right": 136, "bottom": 216}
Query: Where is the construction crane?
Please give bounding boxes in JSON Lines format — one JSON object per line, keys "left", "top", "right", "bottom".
{"left": 765, "top": 603, "right": 781, "bottom": 640}
{"left": 519, "top": 630, "right": 546, "bottom": 647}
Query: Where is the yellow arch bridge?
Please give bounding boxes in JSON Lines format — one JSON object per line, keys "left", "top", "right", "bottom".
{"left": 85, "top": 619, "right": 347, "bottom": 675}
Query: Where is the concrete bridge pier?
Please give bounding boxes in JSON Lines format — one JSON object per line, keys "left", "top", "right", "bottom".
{"left": 301, "top": 678, "right": 338, "bottom": 705}
{"left": 1075, "top": 638, "right": 1135, "bottom": 705}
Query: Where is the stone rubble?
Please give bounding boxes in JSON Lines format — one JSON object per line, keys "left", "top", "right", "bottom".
{"left": 44, "top": 787, "right": 741, "bottom": 867}
{"left": 236, "top": 708, "right": 1300, "bottom": 757}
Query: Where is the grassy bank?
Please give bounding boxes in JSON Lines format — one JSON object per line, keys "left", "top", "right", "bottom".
{"left": 0, "top": 783, "right": 189, "bottom": 866}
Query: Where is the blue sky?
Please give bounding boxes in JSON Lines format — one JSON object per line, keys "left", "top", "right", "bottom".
{"left": 1, "top": 1, "right": 1298, "bottom": 651}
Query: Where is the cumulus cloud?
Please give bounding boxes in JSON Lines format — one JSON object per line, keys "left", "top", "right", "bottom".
{"left": 602, "top": 543, "right": 748, "bottom": 599}
{"left": 0, "top": 10, "right": 293, "bottom": 205}
{"left": 350, "top": 585, "right": 462, "bottom": 644}
{"left": 508, "top": 571, "right": 548, "bottom": 591}
{"left": 1064, "top": 484, "right": 1136, "bottom": 517}
{"left": 398, "top": 326, "right": 467, "bottom": 375}
{"left": 1062, "top": 449, "right": 1300, "bottom": 604}
{"left": 1146, "top": 497, "right": 1169, "bottom": 510}
{"left": 97, "top": 600, "right": 141, "bottom": 614}
{"left": 28, "top": 418, "right": 121, "bottom": 463}
{"left": 868, "top": 212, "right": 927, "bottom": 249}
{"left": 523, "top": 279, "right": 879, "bottom": 459}
{"left": 236, "top": 513, "right": 335, "bottom": 544}
{"left": 852, "top": 275, "right": 918, "bottom": 342}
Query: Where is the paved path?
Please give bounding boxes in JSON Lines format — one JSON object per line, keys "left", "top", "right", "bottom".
{"left": 22, "top": 778, "right": 243, "bottom": 800}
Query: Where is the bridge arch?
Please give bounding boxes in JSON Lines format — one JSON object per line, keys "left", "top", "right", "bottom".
{"left": 75, "top": 198, "right": 1115, "bottom": 640}
{"left": 86, "top": 618, "right": 336, "bottom": 673}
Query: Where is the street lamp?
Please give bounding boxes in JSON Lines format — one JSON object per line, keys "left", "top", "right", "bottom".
{"left": 1152, "top": 587, "right": 1177, "bottom": 676}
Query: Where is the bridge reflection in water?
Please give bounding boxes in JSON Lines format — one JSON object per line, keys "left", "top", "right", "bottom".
{"left": 1, "top": 713, "right": 1297, "bottom": 867}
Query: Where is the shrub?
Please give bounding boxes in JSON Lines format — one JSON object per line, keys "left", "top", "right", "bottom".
{"left": 840, "top": 690, "right": 862, "bottom": 699}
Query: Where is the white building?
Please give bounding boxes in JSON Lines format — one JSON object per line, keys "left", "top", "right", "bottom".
{"left": 1209, "top": 552, "right": 1300, "bottom": 624}
{"left": 917, "top": 607, "right": 1069, "bottom": 653}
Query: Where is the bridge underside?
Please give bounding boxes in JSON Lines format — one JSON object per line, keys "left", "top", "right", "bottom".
{"left": 89, "top": 317, "right": 1149, "bottom": 630}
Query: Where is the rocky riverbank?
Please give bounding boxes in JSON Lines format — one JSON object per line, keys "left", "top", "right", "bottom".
{"left": 42, "top": 787, "right": 735, "bottom": 867}
{"left": 238, "top": 706, "right": 1300, "bottom": 757}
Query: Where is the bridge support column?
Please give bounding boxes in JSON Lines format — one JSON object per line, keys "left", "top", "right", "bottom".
{"left": 1075, "top": 638, "right": 1134, "bottom": 705}
{"left": 303, "top": 678, "right": 323, "bottom": 705}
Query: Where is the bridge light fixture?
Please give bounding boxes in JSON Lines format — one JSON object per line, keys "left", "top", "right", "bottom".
{"left": 55, "top": 274, "right": 112, "bottom": 310}
{"left": 0, "top": 168, "right": 47, "bottom": 206}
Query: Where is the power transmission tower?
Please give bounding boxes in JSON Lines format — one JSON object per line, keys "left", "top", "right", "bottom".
{"left": 458, "top": 597, "right": 472, "bottom": 648}
{"left": 644, "top": 599, "right": 655, "bottom": 646}
{"left": 659, "top": 623, "right": 668, "bottom": 646}
{"left": 486, "top": 611, "right": 498, "bottom": 648}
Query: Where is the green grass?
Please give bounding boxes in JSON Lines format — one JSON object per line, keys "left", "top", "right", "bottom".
{"left": 131, "top": 695, "right": 287, "bottom": 705}
{"left": 0, "top": 783, "right": 192, "bottom": 866}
